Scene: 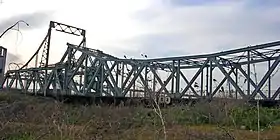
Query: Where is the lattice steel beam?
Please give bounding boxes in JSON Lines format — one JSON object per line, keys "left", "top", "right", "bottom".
{"left": 2, "top": 21, "right": 280, "bottom": 102}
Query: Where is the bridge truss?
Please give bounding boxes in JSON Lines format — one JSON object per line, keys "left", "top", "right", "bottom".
{"left": 1, "top": 21, "right": 280, "bottom": 102}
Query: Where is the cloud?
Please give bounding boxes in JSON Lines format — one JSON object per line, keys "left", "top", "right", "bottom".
{"left": 6, "top": 52, "right": 20, "bottom": 64}
{"left": 108, "top": 0, "right": 280, "bottom": 92}
{"left": 0, "top": 11, "right": 53, "bottom": 66}
{"left": 114, "top": 33, "right": 194, "bottom": 58}
{"left": 165, "top": 0, "right": 233, "bottom": 7}
{"left": 122, "top": 0, "right": 280, "bottom": 58}
{"left": 0, "top": 11, "right": 53, "bottom": 32}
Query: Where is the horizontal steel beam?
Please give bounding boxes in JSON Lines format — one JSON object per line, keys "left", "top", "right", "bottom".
{"left": 137, "top": 41, "right": 280, "bottom": 62}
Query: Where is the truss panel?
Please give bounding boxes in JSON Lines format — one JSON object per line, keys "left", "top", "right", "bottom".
{"left": 2, "top": 21, "right": 280, "bottom": 102}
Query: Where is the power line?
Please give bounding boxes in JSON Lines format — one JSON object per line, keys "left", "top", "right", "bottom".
{"left": 0, "top": 20, "right": 29, "bottom": 39}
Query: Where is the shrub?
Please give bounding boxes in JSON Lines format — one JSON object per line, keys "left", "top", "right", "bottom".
{"left": 230, "top": 107, "right": 280, "bottom": 130}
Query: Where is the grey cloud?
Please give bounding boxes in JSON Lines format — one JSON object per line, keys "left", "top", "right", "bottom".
{"left": 117, "top": 1, "right": 280, "bottom": 91}
{"left": 164, "top": 0, "right": 231, "bottom": 7}
{"left": 0, "top": 11, "right": 53, "bottom": 66}
{"left": 0, "top": 11, "right": 53, "bottom": 32}
{"left": 116, "top": 33, "right": 194, "bottom": 58}
{"left": 6, "top": 52, "right": 20, "bottom": 64}
{"left": 127, "top": 1, "right": 280, "bottom": 58}
{"left": 5, "top": 52, "right": 22, "bottom": 71}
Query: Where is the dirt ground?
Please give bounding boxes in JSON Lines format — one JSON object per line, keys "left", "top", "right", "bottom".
{"left": 0, "top": 92, "right": 280, "bottom": 140}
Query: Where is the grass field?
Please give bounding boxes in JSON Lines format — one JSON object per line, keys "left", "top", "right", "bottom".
{"left": 0, "top": 92, "right": 280, "bottom": 140}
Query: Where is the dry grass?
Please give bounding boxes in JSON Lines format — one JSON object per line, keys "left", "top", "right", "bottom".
{"left": 0, "top": 92, "right": 280, "bottom": 140}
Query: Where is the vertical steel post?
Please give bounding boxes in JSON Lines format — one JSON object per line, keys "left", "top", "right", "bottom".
{"left": 133, "top": 69, "right": 136, "bottom": 97}
{"left": 43, "top": 22, "right": 53, "bottom": 96}
{"left": 153, "top": 70, "right": 156, "bottom": 98}
{"left": 53, "top": 71, "right": 57, "bottom": 95}
{"left": 235, "top": 68, "right": 238, "bottom": 99}
{"left": 45, "top": 21, "right": 54, "bottom": 68}
{"left": 206, "top": 65, "right": 209, "bottom": 96}
{"left": 247, "top": 50, "right": 250, "bottom": 96}
{"left": 83, "top": 55, "right": 88, "bottom": 94}
{"left": 228, "top": 78, "right": 231, "bottom": 97}
{"left": 268, "top": 59, "right": 271, "bottom": 99}
{"left": 144, "top": 64, "right": 148, "bottom": 98}
{"left": 100, "top": 62, "right": 104, "bottom": 97}
{"left": 5, "top": 78, "right": 8, "bottom": 89}
{"left": 121, "top": 63, "right": 124, "bottom": 95}
{"left": 201, "top": 67, "right": 204, "bottom": 96}
{"left": 209, "top": 60, "right": 213, "bottom": 97}
{"left": 33, "top": 72, "right": 35, "bottom": 94}
{"left": 15, "top": 77, "right": 18, "bottom": 89}
{"left": 79, "top": 70, "right": 82, "bottom": 91}
{"left": 116, "top": 63, "right": 119, "bottom": 96}
{"left": 35, "top": 72, "right": 38, "bottom": 95}
{"left": 171, "top": 60, "right": 175, "bottom": 94}
{"left": 65, "top": 47, "right": 72, "bottom": 95}
{"left": 176, "top": 60, "right": 180, "bottom": 94}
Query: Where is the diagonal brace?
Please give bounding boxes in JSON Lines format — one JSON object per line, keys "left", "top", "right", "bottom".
{"left": 251, "top": 54, "right": 280, "bottom": 98}
{"left": 235, "top": 64, "right": 267, "bottom": 99}
{"left": 150, "top": 66, "right": 169, "bottom": 93}
{"left": 272, "top": 87, "right": 280, "bottom": 100}
{"left": 180, "top": 59, "right": 209, "bottom": 97}
{"left": 211, "top": 68, "right": 235, "bottom": 97}
{"left": 212, "top": 58, "right": 247, "bottom": 98}
{"left": 180, "top": 71, "right": 199, "bottom": 96}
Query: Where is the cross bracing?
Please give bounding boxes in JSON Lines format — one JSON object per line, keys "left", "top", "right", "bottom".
{"left": 1, "top": 21, "right": 280, "bottom": 101}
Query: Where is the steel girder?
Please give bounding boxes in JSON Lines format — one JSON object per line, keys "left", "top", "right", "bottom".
{"left": 2, "top": 21, "right": 280, "bottom": 101}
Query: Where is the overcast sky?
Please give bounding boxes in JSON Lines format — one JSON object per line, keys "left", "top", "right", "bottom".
{"left": 1, "top": 0, "right": 280, "bottom": 93}
{"left": 1, "top": 0, "right": 280, "bottom": 63}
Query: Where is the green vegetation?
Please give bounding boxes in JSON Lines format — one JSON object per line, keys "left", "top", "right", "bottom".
{"left": 5, "top": 133, "right": 35, "bottom": 140}
{"left": 0, "top": 92, "right": 280, "bottom": 140}
{"left": 230, "top": 107, "right": 280, "bottom": 130}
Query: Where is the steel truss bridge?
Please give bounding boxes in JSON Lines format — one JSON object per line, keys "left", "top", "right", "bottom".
{"left": 1, "top": 21, "right": 280, "bottom": 104}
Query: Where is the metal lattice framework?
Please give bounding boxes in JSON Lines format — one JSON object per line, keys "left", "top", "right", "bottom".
{"left": 1, "top": 21, "right": 280, "bottom": 102}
